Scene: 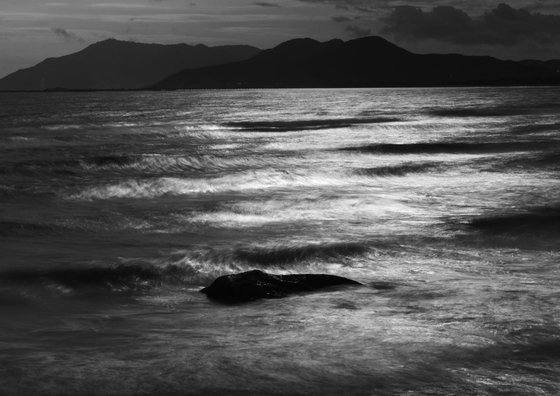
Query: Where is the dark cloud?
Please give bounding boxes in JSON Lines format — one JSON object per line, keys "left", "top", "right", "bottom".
{"left": 524, "top": 0, "right": 560, "bottom": 12}
{"left": 354, "top": 5, "right": 375, "bottom": 13}
{"left": 382, "top": 3, "right": 560, "bottom": 45}
{"left": 345, "top": 24, "right": 372, "bottom": 37}
{"left": 50, "top": 28, "right": 85, "bottom": 43}
{"left": 254, "top": 1, "right": 281, "bottom": 7}
{"left": 332, "top": 15, "right": 352, "bottom": 22}
{"left": 298, "top": 0, "right": 376, "bottom": 12}
{"left": 298, "top": 0, "right": 435, "bottom": 13}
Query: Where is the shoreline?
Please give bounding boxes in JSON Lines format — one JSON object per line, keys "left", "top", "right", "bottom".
{"left": 1, "top": 82, "right": 560, "bottom": 94}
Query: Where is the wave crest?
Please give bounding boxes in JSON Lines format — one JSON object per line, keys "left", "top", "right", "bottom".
{"left": 69, "top": 171, "right": 354, "bottom": 200}
{"left": 0, "top": 241, "right": 371, "bottom": 297}
{"left": 234, "top": 242, "right": 369, "bottom": 265}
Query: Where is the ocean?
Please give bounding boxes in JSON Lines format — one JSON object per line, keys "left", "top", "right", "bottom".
{"left": 0, "top": 87, "right": 559, "bottom": 395}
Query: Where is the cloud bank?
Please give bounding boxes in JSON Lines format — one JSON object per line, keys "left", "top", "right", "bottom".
{"left": 382, "top": 3, "right": 560, "bottom": 45}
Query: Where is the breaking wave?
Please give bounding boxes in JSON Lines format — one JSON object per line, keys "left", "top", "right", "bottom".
{"left": 69, "top": 171, "right": 356, "bottom": 200}
{"left": 82, "top": 154, "right": 274, "bottom": 175}
{"left": 233, "top": 242, "right": 370, "bottom": 265}
{"left": 1, "top": 154, "right": 278, "bottom": 177}
{"left": 0, "top": 240, "right": 372, "bottom": 297}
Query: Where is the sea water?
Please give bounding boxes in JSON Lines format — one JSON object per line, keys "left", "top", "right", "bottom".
{"left": 0, "top": 87, "right": 559, "bottom": 395}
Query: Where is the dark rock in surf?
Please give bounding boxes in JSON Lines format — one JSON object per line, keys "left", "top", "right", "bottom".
{"left": 200, "top": 270, "right": 362, "bottom": 303}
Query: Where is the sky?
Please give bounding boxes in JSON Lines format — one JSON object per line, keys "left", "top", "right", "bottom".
{"left": 1, "top": 0, "right": 560, "bottom": 78}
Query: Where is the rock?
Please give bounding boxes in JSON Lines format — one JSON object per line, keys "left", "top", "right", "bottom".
{"left": 200, "top": 269, "right": 362, "bottom": 303}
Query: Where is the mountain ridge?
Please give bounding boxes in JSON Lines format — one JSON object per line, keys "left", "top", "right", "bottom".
{"left": 151, "top": 36, "right": 560, "bottom": 89}
{"left": 0, "top": 39, "right": 261, "bottom": 91}
{"left": 1, "top": 36, "right": 559, "bottom": 91}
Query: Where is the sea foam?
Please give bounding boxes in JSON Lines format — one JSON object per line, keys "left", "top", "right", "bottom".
{"left": 68, "top": 170, "right": 364, "bottom": 200}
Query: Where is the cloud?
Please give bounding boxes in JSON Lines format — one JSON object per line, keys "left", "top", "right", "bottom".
{"left": 297, "top": 0, "right": 435, "bottom": 13}
{"left": 296, "top": 0, "right": 560, "bottom": 16}
{"left": 253, "top": 1, "right": 281, "bottom": 7}
{"left": 382, "top": 3, "right": 560, "bottom": 45}
{"left": 50, "top": 27, "right": 84, "bottom": 42}
{"left": 331, "top": 15, "right": 351, "bottom": 22}
{"left": 524, "top": 0, "right": 560, "bottom": 12}
{"left": 345, "top": 24, "right": 371, "bottom": 37}
{"left": 296, "top": 0, "right": 373, "bottom": 13}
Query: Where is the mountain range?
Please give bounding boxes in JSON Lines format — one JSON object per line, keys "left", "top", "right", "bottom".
{"left": 152, "top": 36, "right": 560, "bottom": 89}
{"left": 1, "top": 36, "right": 559, "bottom": 91}
{"left": 0, "top": 39, "right": 259, "bottom": 91}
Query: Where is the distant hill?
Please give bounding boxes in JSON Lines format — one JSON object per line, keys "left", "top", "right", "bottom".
{"left": 0, "top": 39, "right": 260, "bottom": 91}
{"left": 151, "top": 36, "right": 560, "bottom": 89}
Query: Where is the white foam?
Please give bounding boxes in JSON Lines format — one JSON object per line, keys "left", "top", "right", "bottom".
{"left": 68, "top": 170, "right": 367, "bottom": 200}
{"left": 43, "top": 124, "right": 82, "bottom": 131}
{"left": 82, "top": 154, "right": 279, "bottom": 173}
{"left": 188, "top": 195, "right": 427, "bottom": 228}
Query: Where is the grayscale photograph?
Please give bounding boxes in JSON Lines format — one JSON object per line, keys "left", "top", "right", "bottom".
{"left": 0, "top": 0, "right": 559, "bottom": 395}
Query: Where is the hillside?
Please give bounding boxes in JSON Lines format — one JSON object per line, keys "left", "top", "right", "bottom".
{"left": 0, "top": 39, "right": 260, "bottom": 91}
{"left": 151, "top": 36, "right": 560, "bottom": 89}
